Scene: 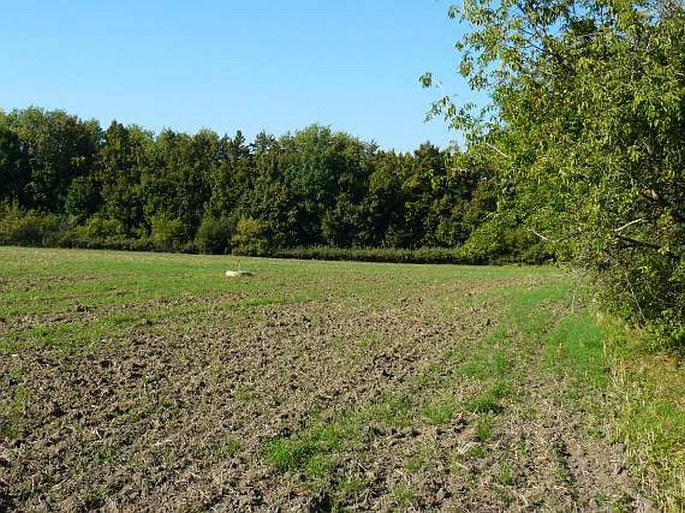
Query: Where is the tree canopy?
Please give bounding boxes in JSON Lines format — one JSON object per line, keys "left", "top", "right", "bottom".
{"left": 423, "top": 0, "right": 684, "bottom": 342}
{"left": 0, "top": 109, "right": 529, "bottom": 261}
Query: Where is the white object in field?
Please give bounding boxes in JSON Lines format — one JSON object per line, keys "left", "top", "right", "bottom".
{"left": 225, "top": 270, "right": 252, "bottom": 277}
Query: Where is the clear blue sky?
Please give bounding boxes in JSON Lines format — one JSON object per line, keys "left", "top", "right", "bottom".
{"left": 0, "top": 0, "right": 479, "bottom": 152}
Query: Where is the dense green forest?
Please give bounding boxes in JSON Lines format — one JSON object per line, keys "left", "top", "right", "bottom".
{"left": 0, "top": 108, "right": 542, "bottom": 262}
{"left": 0, "top": 0, "right": 683, "bottom": 344}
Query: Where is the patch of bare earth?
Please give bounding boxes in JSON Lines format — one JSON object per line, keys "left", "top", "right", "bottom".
{"left": 0, "top": 279, "right": 646, "bottom": 511}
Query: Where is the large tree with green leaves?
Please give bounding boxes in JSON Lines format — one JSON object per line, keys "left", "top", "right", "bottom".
{"left": 0, "top": 126, "right": 28, "bottom": 203}
{"left": 426, "top": 0, "right": 684, "bottom": 340}
{"left": 0, "top": 108, "right": 101, "bottom": 213}
{"left": 98, "top": 121, "right": 151, "bottom": 235}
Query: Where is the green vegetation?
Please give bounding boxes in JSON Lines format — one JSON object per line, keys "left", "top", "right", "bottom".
{"left": 3, "top": 0, "right": 683, "bottom": 346}
{"left": 422, "top": 397, "right": 456, "bottom": 426}
{"left": 1, "top": 111, "right": 527, "bottom": 262}
{"left": 265, "top": 417, "right": 359, "bottom": 473}
{"left": 465, "top": 381, "right": 509, "bottom": 414}
{"left": 424, "top": 0, "right": 684, "bottom": 344}
{"left": 0, "top": 0, "right": 681, "bottom": 509}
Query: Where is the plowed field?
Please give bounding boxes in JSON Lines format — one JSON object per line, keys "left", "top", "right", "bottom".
{"left": 0, "top": 247, "right": 670, "bottom": 511}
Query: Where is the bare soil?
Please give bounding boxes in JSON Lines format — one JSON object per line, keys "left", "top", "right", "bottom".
{"left": 0, "top": 268, "right": 647, "bottom": 512}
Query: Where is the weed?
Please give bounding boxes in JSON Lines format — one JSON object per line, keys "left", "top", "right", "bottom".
{"left": 461, "top": 354, "right": 490, "bottom": 379}
{"left": 213, "top": 438, "right": 241, "bottom": 459}
{"left": 234, "top": 388, "right": 253, "bottom": 402}
{"left": 543, "top": 312, "right": 608, "bottom": 390}
{"left": 0, "top": 384, "right": 27, "bottom": 439}
{"left": 336, "top": 476, "right": 366, "bottom": 499}
{"left": 465, "top": 380, "right": 508, "bottom": 414}
{"left": 305, "top": 454, "right": 334, "bottom": 478}
{"left": 422, "top": 398, "right": 455, "bottom": 426}
{"left": 391, "top": 484, "right": 416, "bottom": 508}
{"left": 475, "top": 415, "right": 495, "bottom": 442}
{"left": 498, "top": 463, "right": 516, "bottom": 486}
{"left": 374, "top": 395, "right": 413, "bottom": 428}
{"left": 467, "top": 444, "right": 488, "bottom": 458}
{"left": 552, "top": 439, "right": 573, "bottom": 483}
{"left": 405, "top": 442, "right": 435, "bottom": 473}
{"left": 264, "top": 417, "right": 360, "bottom": 474}
{"left": 416, "top": 362, "right": 443, "bottom": 387}
{"left": 265, "top": 438, "right": 311, "bottom": 471}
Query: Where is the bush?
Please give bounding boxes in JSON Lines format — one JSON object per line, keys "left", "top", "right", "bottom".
{"left": 267, "top": 246, "right": 471, "bottom": 265}
{"left": 0, "top": 202, "right": 62, "bottom": 246}
{"left": 75, "top": 215, "right": 124, "bottom": 240}
{"left": 594, "top": 247, "right": 685, "bottom": 350}
{"left": 231, "top": 217, "right": 269, "bottom": 256}
{"left": 196, "top": 215, "right": 231, "bottom": 254}
{"left": 457, "top": 217, "right": 553, "bottom": 266}
{"left": 149, "top": 214, "right": 186, "bottom": 252}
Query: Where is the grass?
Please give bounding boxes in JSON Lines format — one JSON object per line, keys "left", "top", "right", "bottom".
{"left": 264, "top": 414, "right": 363, "bottom": 473}
{"left": 213, "top": 438, "right": 242, "bottom": 459}
{"left": 610, "top": 340, "right": 685, "bottom": 508}
{"left": 390, "top": 484, "right": 417, "bottom": 508}
{"left": 498, "top": 463, "right": 516, "bottom": 486}
{"left": 0, "top": 246, "right": 683, "bottom": 510}
{"left": 475, "top": 415, "right": 495, "bottom": 442}
{"left": 543, "top": 311, "right": 610, "bottom": 390}
{"left": 0, "top": 384, "right": 27, "bottom": 439}
{"left": 464, "top": 380, "right": 509, "bottom": 414}
{"left": 404, "top": 442, "right": 435, "bottom": 473}
{"left": 422, "top": 398, "right": 455, "bottom": 426}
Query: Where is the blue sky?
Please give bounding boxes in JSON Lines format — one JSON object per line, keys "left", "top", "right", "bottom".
{"left": 0, "top": 1, "right": 478, "bottom": 151}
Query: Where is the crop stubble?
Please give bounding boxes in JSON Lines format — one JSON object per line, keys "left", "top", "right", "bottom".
{"left": 0, "top": 248, "right": 643, "bottom": 511}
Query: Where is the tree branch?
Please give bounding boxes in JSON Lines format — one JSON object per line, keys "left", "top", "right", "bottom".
{"left": 485, "top": 142, "right": 510, "bottom": 159}
{"left": 530, "top": 228, "right": 557, "bottom": 243}
{"left": 615, "top": 234, "right": 660, "bottom": 250}
{"left": 613, "top": 218, "right": 645, "bottom": 233}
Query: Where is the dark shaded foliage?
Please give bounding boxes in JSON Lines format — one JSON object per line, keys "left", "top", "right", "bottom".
{"left": 0, "top": 110, "right": 531, "bottom": 264}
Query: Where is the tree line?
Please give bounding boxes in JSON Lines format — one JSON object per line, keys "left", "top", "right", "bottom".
{"left": 0, "top": 107, "right": 545, "bottom": 262}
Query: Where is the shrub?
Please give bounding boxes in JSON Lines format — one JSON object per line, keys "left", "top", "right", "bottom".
{"left": 231, "top": 217, "right": 269, "bottom": 256}
{"left": 196, "top": 215, "right": 231, "bottom": 254}
{"left": 149, "top": 214, "right": 186, "bottom": 251}
{"left": 594, "top": 247, "right": 685, "bottom": 350}
{"left": 75, "top": 215, "right": 124, "bottom": 240}
{"left": 0, "top": 202, "right": 62, "bottom": 246}
{"left": 269, "top": 246, "right": 470, "bottom": 265}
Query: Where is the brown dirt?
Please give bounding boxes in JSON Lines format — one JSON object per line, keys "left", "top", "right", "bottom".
{"left": 0, "top": 284, "right": 647, "bottom": 512}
